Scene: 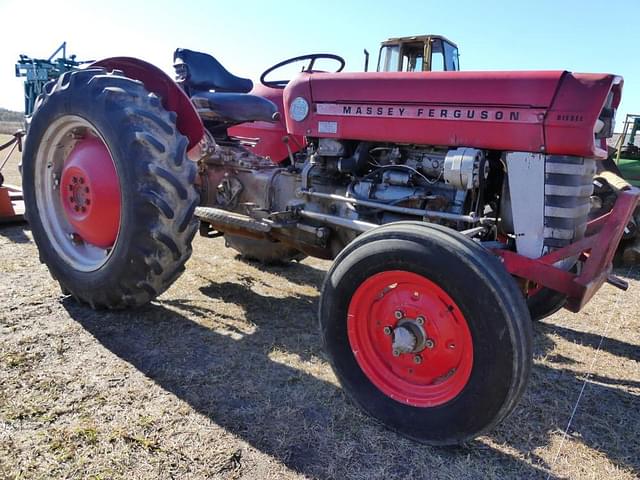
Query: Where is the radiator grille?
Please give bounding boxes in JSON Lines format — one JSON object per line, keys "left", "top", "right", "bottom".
{"left": 544, "top": 156, "right": 596, "bottom": 250}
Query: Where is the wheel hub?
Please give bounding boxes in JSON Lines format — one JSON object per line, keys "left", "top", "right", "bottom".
{"left": 59, "top": 137, "right": 121, "bottom": 248}
{"left": 347, "top": 270, "right": 474, "bottom": 407}
{"left": 66, "top": 174, "right": 91, "bottom": 212}
{"left": 391, "top": 318, "right": 428, "bottom": 355}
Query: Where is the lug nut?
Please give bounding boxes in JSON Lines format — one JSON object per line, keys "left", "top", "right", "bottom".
{"left": 416, "top": 316, "right": 425, "bottom": 325}
{"left": 413, "top": 355, "right": 422, "bottom": 364}
{"left": 68, "top": 233, "right": 83, "bottom": 245}
{"left": 392, "top": 348, "right": 400, "bottom": 357}
{"left": 425, "top": 339, "right": 435, "bottom": 349}
{"left": 394, "top": 310, "right": 403, "bottom": 319}
{"left": 383, "top": 326, "right": 392, "bottom": 336}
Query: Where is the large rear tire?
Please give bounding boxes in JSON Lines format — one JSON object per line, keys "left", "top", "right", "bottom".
{"left": 22, "top": 68, "right": 198, "bottom": 308}
{"left": 319, "top": 222, "right": 533, "bottom": 445}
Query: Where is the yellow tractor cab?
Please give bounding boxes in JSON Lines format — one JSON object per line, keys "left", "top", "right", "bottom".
{"left": 376, "top": 35, "right": 460, "bottom": 72}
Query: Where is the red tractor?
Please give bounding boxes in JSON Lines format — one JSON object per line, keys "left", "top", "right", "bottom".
{"left": 21, "top": 46, "right": 635, "bottom": 445}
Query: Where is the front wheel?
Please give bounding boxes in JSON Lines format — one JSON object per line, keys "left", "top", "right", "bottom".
{"left": 319, "top": 222, "right": 533, "bottom": 445}
{"left": 22, "top": 68, "right": 199, "bottom": 308}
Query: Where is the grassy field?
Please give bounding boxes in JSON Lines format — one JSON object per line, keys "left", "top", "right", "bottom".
{"left": 1, "top": 136, "right": 639, "bottom": 479}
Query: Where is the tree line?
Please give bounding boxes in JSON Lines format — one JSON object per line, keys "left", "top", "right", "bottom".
{"left": 0, "top": 108, "right": 24, "bottom": 122}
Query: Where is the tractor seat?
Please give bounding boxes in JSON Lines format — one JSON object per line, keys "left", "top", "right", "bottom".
{"left": 174, "top": 48, "right": 253, "bottom": 93}
{"left": 191, "top": 91, "right": 278, "bottom": 124}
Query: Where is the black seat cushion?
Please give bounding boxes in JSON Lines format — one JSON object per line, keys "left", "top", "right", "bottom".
{"left": 191, "top": 91, "right": 278, "bottom": 124}
{"left": 174, "top": 48, "right": 253, "bottom": 93}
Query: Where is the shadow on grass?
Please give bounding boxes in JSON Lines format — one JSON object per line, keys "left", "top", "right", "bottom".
{"left": 232, "top": 255, "right": 328, "bottom": 289}
{"left": 490, "top": 323, "right": 640, "bottom": 477}
{"left": 62, "top": 263, "right": 639, "bottom": 479}
{"left": 0, "top": 223, "right": 30, "bottom": 244}
{"left": 537, "top": 322, "right": 639, "bottom": 363}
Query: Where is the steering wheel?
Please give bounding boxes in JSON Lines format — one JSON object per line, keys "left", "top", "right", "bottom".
{"left": 260, "top": 53, "right": 345, "bottom": 89}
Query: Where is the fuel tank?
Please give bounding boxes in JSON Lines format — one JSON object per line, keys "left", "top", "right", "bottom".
{"left": 228, "top": 84, "right": 304, "bottom": 163}
{"left": 283, "top": 71, "right": 622, "bottom": 159}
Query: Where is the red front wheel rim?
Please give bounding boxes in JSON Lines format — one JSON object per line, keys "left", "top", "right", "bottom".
{"left": 347, "top": 270, "right": 473, "bottom": 407}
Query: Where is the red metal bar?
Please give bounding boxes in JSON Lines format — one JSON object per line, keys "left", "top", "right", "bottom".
{"left": 494, "top": 189, "right": 640, "bottom": 312}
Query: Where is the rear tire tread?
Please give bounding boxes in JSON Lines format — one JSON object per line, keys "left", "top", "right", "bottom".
{"left": 24, "top": 68, "right": 198, "bottom": 309}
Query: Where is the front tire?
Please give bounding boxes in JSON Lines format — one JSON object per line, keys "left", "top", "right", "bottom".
{"left": 22, "top": 68, "right": 198, "bottom": 308}
{"left": 319, "top": 222, "right": 532, "bottom": 445}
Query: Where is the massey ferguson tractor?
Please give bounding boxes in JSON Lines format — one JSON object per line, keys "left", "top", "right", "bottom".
{"left": 21, "top": 47, "right": 636, "bottom": 445}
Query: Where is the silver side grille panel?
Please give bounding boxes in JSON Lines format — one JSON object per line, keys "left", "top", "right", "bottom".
{"left": 506, "top": 153, "right": 594, "bottom": 259}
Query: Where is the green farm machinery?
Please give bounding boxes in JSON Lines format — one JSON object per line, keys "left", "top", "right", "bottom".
{"left": 14, "top": 42, "right": 90, "bottom": 117}
{"left": 0, "top": 43, "right": 89, "bottom": 223}
{"left": 613, "top": 114, "right": 640, "bottom": 188}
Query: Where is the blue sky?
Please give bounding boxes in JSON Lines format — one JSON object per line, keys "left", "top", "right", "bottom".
{"left": 1, "top": 0, "right": 638, "bottom": 129}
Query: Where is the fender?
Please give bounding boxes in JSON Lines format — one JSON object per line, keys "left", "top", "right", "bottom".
{"left": 91, "top": 57, "right": 204, "bottom": 150}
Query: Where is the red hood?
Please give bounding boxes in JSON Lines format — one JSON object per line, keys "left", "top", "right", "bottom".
{"left": 309, "top": 70, "right": 566, "bottom": 107}
{"left": 284, "top": 70, "right": 623, "bottom": 159}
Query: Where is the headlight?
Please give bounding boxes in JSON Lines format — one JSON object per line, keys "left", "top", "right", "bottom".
{"left": 595, "top": 91, "right": 616, "bottom": 139}
{"left": 593, "top": 119, "right": 605, "bottom": 135}
{"left": 289, "top": 97, "right": 309, "bottom": 122}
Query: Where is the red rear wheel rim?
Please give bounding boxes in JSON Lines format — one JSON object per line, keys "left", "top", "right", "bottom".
{"left": 347, "top": 270, "right": 473, "bottom": 407}
{"left": 59, "top": 137, "right": 121, "bottom": 248}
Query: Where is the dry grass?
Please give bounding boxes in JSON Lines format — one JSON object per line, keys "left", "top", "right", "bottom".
{"left": 1, "top": 140, "right": 639, "bottom": 479}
